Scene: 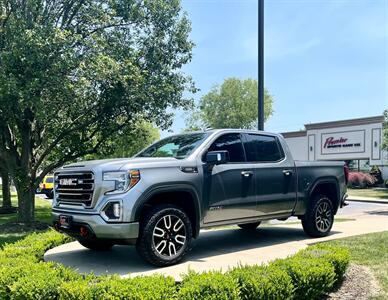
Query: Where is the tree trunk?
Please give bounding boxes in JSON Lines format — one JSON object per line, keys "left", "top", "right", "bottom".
{"left": 14, "top": 181, "right": 35, "bottom": 223}
{"left": 1, "top": 171, "right": 11, "bottom": 208}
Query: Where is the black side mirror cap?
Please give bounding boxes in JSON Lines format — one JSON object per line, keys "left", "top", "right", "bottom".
{"left": 206, "top": 150, "right": 229, "bottom": 165}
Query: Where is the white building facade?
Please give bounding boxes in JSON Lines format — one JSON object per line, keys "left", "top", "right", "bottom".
{"left": 282, "top": 116, "right": 388, "bottom": 180}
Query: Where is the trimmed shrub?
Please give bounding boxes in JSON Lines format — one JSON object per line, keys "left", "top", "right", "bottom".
{"left": 296, "top": 244, "right": 350, "bottom": 282}
{"left": 93, "top": 275, "right": 177, "bottom": 300}
{"left": 270, "top": 256, "right": 336, "bottom": 300}
{"left": 228, "top": 264, "right": 293, "bottom": 300}
{"left": 178, "top": 271, "right": 240, "bottom": 300}
{"left": 0, "top": 230, "right": 350, "bottom": 300}
{"left": 348, "top": 172, "right": 376, "bottom": 188}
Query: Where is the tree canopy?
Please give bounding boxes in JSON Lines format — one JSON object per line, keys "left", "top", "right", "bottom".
{"left": 186, "top": 78, "right": 273, "bottom": 130}
{"left": 0, "top": 0, "right": 195, "bottom": 222}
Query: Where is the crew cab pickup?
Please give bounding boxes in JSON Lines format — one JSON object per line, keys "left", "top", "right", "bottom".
{"left": 52, "top": 129, "right": 348, "bottom": 266}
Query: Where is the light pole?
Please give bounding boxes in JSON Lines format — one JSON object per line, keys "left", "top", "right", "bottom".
{"left": 258, "top": 0, "right": 264, "bottom": 131}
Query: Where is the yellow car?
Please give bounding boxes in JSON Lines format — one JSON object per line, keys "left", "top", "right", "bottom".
{"left": 39, "top": 175, "right": 54, "bottom": 199}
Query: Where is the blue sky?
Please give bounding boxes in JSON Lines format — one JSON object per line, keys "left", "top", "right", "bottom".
{"left": 165, "top": 0, "right": 388, "bottom": 135}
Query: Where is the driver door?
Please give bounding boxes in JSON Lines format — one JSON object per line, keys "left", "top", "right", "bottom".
{"left": 203, "top": 133, "right": 258, "bottom": 224}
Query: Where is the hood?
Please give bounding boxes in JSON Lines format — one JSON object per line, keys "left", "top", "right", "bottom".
{"left": 60, "top": 157, "right": 183, "bottom": 172}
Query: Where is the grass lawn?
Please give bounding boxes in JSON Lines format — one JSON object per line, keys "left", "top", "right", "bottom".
{"left": 323, "top": 231, "right": 388, "bottom": 300}
{"left": 0, "top": 192, "right": 52, "bottom": 247}
{"left": 348, "top": 188, "right": 388, "bottom": 199}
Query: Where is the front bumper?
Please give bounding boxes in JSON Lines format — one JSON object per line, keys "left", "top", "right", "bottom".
{"left": 52, "top": 210, "right": 139, "bottom": 240}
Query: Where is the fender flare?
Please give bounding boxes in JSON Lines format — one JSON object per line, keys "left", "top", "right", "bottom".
{"left": 308, "top": 176, "right": 341, "bottom": 212}
{"left": 132, "top": 183, "right": 202, "bottom": 237}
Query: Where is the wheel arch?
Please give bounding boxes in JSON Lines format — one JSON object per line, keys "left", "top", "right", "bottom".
{"left": 308, "top": 177, "right": 340, "bottom": 214}
{"left": 133, "top": 184, "right": 201, "bottom": 238}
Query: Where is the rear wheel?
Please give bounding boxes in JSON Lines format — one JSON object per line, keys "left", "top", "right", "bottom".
{"left": 136, "top": 204, "right": 192, "bottom": 267}
{"left": 78, "top": 240, "right": 114, "bottom": 251}
{"left": 238, "top": 222, "right": 261, "bottom": 230}
{"left": 302, "top": 194, "right": 334, "bottom": 237}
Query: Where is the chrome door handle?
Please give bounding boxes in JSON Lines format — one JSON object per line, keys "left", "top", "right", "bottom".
{"left": 241, "top": 170, "right": 253, "bottom": 177}
{"left": 283, "top": 169, "right": 293, "bottom": 176}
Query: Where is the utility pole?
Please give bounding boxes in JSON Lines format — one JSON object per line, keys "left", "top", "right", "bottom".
{"left": 258, "top": 0, "right": 264, "bottom": 130}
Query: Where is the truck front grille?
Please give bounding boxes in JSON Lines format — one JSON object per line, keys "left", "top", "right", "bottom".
{"left": 55, "top": 172, "right": 95, "bottom": 208}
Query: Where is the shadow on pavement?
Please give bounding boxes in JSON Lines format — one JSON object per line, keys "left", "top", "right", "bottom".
{"left": 44, "top": 226, "right": 342, "bottom": 276}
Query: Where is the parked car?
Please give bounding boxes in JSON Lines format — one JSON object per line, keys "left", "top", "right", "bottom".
{"left": 52, "top": 129, "right": 348, "bottom": 266}
{"left": 38, "top": 175, "right": 54, "bottom": 199}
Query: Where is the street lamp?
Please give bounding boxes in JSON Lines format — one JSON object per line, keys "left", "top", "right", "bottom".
{"left": 258, "top": 0, "right": 264, "bottom": 131}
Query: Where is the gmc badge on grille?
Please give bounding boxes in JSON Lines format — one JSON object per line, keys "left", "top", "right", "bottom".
{"left": 59, "top": 178, "right": 77, "bottom": 186}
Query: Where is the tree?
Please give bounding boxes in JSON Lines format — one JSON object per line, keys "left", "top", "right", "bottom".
{"left": 186, "top": 78, "right": 273, "bottom": 130}
{"left": 0, "top": 166, "right": 12, "bottom": 211}
{"left": 0, "top": 0, "right": 195, "bottom": 223}
{"left": 86, "top": 121, "right": 160, "bottom": 159}
{"left": 383, "top": 109, "right": 388, "bottom": 151}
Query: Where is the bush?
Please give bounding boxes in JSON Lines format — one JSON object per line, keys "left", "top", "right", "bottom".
{"left": 0, "top": 230, "right": 350, "bottom": 300}
{"left": 296, "top": 244, "right": 350, "bottom": 282}
{"left": 178, "top": 271, "right": 240, "bottom": 300}
{"left": 348, "top": 172, "right": 376, "bottom": 188}
{"left": 228, "top": 264, "right": 293, "bottom": 300}
{"left": 270, "top": 256, "right": 336, "bottom": 300}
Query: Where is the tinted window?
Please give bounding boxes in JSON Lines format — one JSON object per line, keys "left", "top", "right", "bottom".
{"left": 208, "top": 133, "right": 245, "bottom": 163}
{"left": 136, "top": 132, "right": 210, "bottom": 159}
{"left": 244, "top": 134, "right": 283, "bottom": 162}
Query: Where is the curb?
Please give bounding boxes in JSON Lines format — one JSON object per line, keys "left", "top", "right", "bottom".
{"left": 346, "top": 198, "right": 388, "bottom": 205}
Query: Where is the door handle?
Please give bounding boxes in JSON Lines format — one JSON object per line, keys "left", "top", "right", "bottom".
{"left": 241, "top": 170, "right": 253, "bottom": 177}
{"left": 283, "top": 169, "right": 293, "bottom": 176}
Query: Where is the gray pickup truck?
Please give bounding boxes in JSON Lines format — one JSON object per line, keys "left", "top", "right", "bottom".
{"left": 52, "top": 129, "right": 348, "bottom": 266}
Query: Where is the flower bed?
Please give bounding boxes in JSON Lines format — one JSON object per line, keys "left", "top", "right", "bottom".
{"left": 0, "top": 230, "right": 349, "bottom": 299}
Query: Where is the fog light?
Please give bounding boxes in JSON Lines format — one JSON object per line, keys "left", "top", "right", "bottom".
{"left": 113, "top": 203, "right": 121, "bottom": 218}
{"left": 102, "top": 201, "right": 122, "bottom": 221}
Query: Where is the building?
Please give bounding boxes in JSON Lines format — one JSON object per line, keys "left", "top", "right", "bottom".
{"left": 282, "top": 115, "right": 387, "bottom": 180}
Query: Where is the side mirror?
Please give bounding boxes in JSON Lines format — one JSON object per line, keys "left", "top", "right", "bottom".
{"left": 206, "top": 150, "right": 229, "bottom": 165}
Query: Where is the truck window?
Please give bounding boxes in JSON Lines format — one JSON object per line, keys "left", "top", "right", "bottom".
{"left": 136, "top": 132, "right": 210, "bottom": 159}
{"left": 243, "top": 134, "right": 284, "bottom": 162}
{"left": 208, "top": 133, "right": 245, "bottom": 163}
{"left": 45, "top": 177, "right": 54, "bottom": 183}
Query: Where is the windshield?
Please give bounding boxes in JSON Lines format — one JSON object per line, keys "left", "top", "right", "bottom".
{"left": 136, "top": 132, "right": 210, "bottom": 159}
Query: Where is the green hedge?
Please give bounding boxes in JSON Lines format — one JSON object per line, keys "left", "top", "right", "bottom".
{"left": 0, "top": 230, "right": 350, "bottom": 299}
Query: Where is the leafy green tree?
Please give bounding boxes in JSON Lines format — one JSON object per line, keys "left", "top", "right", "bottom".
{"left": 86, "top": 121, "right": 160, "bottom": 159}
{"left": 0, "top": 0, "right": 194, "bottom": 222}
{"left": 383, "top": 109, "right": 388, "bottom": 151}
{"left": 186, "top": 78, "right": 274, "bottom": 130}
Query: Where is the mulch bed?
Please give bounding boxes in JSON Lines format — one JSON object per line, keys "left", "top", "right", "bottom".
{"left": 326, "top": 264, "right": 381, "bottom": 299}
{"left": 0, "top": 221, "right": 50, "bottom": 234}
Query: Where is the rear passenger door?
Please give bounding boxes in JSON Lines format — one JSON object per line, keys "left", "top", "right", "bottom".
{"left": 242, "top": 133, "right": 297, "bottom": 216}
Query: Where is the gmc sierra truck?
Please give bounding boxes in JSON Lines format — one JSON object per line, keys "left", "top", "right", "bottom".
{"left": 52, "top": 129, "right": 348, "bottom": 266}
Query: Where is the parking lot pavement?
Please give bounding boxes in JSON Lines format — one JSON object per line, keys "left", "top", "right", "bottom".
{"left": 44, "top": 202, "right": 388, "bottom": 280}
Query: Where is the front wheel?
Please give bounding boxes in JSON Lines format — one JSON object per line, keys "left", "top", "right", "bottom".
{"left": 136, "top": 205, "right": 192, "bottom": 267}
{"left": 238, "top": 222, "right": 261, "bottom": 230}
{"left": 78, "top": 240, "right": 114, "bottom": 251}
{"left": 302, "top": 195, "right": 334, "bottom": 237}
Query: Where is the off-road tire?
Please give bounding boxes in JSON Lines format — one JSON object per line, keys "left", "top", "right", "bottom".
{"left": 78, "top": 239, "right": 114, "bottom": 251}
{"left": 136, "top": 204, "right": 192, "bottom": 267}
{"left": 237, "top": 222, "right": 261, "bottom": 230}
{"left": 302, "top": 194, "right": 334, "bottom": 237}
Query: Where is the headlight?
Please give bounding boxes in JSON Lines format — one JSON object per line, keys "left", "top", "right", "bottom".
{"left": 103, "top": 170, "right": 140, "bottom": 194}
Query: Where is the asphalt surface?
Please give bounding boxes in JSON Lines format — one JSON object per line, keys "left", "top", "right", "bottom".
{"left": 44, "top": 201, "right": 388, "bottom": 280}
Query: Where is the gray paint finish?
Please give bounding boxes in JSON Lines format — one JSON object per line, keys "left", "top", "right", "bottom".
{"left": 52, "top": 129, "right": 347, "bottom": 241}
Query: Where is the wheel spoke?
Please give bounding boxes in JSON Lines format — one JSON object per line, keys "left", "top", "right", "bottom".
{"left": 155, "top": 240, "right": 167, "bottom": 254}
{"left": 153, "top": 226, "right": 165, "bottom": 238}
{"left": 169, "top": 242, "right": 176, "bottom": 256}
{"left": 173, "top": 219, "right": 184, "bottom": 232}
{"left": 324, "top": 219, "right": 331, "bottom": 229}
{"left": 175, "top": 234, "right": 186, "bottom": 245}
{"left": 164, "top": 215, "right": 172, "bottom": 229}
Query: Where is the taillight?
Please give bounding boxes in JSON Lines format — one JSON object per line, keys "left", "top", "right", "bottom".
{"left": 43, "top": 184, "right": 46, "bottom": 189}
{"left": 344, "top": 164, "right": 349, "bottom": 184}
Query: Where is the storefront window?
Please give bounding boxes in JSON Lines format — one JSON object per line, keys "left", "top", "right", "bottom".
{"left": 347, "top": 159, "right": 370, "bottom": 172}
